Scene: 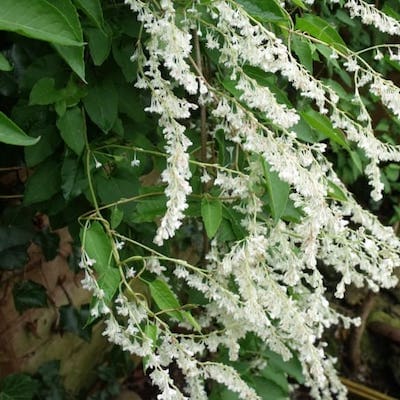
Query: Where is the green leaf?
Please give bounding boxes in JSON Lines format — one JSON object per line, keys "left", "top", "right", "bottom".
{"left": 53, "top": 44, "right": 85, "bottom": 81}
{"left": 0, "top": 0, "right": 83, "bottom": 47}
{"left": 12, "top": 280, "right": 48, "bottom": 313}
{"left": 143, "top": 323, "right": 158, "bottom": 370}
{"left": 83, "top": 79, "right": 118, "bottom": 132}
{"left": 262, "top": 160, "right": 290, "bottom": 222}
{"left": 327, "top": 180, "right": 347, "bottom": 202}
{"left": 73, "top": 0, "right": 104, "bottom": 29}
{"left": 132, "top": 196, "right": 167, "bottom": 223}
{"left": 57, "top": 107, "right": 86, "bottom": 155}
{"left": 291, "top": 35, "right": 313, "bottom": 73}
{"left": 0, "top": 53, "right": 12, "bottom": 71}
{"left": 0, "top": 374, "right": 38, "bottom": 400}
{"left": 61, "top": 156, "right": 87, "bottom": 200}
{"left": 301, "top": 108, "right": 350, "bottom": 150}
{"left": 0, "top": 112, "right": 40, "bottom": 146}
{"left": 296, "top": 14, "right": 348, "bottom": 55}
{"left": 250, "top": 376, "right": 287, "bottom": 400}
{"left": 29, "top": 78, "right": 64, "bottom": 105}
{"left": 24, "top": 126, "right": 61, "bottom": 168}
{"left": 263, "top": 349, "right": 304, "bottom": 384}
{"left": 148, "top": 278, "right": 182, "bottom": 321}
{"left": 236, "top": 0, "right": 288, "bottom": 24}
{"left": 112, "top": 38, "right": 137, "bottom": 82}
{"left": 110, "top": 206, "right": 124, "bottom": 229}
{"left": 23, "top": 160, "right": 61, "bottom": 205}
{"left": 81, "top": 222, "right": 120, "bottom": 304}
{"left": 86, "top": 27, "right": 112, "bottom": 66}
{"left": 201, "top": 197, "right": 222, "bottom": 239}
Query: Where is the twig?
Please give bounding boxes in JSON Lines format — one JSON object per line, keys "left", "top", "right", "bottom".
{"left": 348, "top": 291, "right": 376, "bottom": 372}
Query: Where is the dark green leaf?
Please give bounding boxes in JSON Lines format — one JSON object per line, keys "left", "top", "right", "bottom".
{"left": 262, "top": 160, "right": 289, "bottom": 222}
{"left": 0, "top": 373, "right": 38, "bottom": 400}
{"left": 61, "top": 156, "right": 87, "bottom": 200}
{"left": 29, "top": 78, "right": 64, "bottom": 105}
{"left": 0, "top": 112, "right": 40, "bottom": 146}
{"left": 24, "top": 126, "right": 61, "bottom": 168}
{"left": 57, "top": 107, "right": 86, "bottom": 155}
{"left": 73, "top": 0, "right": 104, "bottom": 29}
{"left": 59, "top": 304, "right": 91, "bottom": 341}
{"left": 112, "top": 38, "right": 137, "bottom": 82}
{"left": 0, "top": 0, "right": 83, "bottom": 46}
{"left": 296, "top": 15, "right": 348, "bottom": 55}
{"left": 53, "top": 44, "right": 85, "bottom": 81}
{"left": 23, "top": 160, "right": 61, "bottom": 205}
{"left": 12, "top": 280, "right": 48, "bottom": 313}
{"left": 81, "top": 222, "right": 120, "bottom": 304}
{"left": 201, "top": 197, "right": 222, "bottom": 238}
{"left": 86, "top": 27, "right": 112, "bottom": 66}
{"left": 34, "top": 229, "right": 60, "bottom": 261}
{"left": 0, "top": 226, "right": 33, "bottom": 270}
{"left": 83, "top": 79, "right": 118, "bottom": 132}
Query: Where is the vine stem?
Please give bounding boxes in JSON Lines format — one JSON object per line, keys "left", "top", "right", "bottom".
{"left": 193, "top": 28, "right": 211, "bottom": 259}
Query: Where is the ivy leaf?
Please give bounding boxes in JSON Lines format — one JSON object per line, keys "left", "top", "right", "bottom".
{"left": 0, "top": 374, "right": 39, "bottom": 400}
{"left": 0, "top": 0, "right": 83, "bottom": 47}
{"left": 262, "top": 160, "right": 289, "bottom": 222}
{"left": 12, "top": 280, "right": 48, "bottom": 314}
{"left": 57, "top": 107, "right": 86, "bottom": 156}
{"left": 201, "top": 197, "right": 222, "bottom": 239}
{"left": 0, "top": 112, "right": 40, "bottom": 146}
{"left": 296, "top": 14, "right": 348, "bottom": 55}
{"left": 61, "top": 156, "right": 87, "bottom": 200}
{"left": 0, "top": 226, "right": 33, "bottom": 270}
{"left": 81, "top": 222, "right": 120, "bottom": 304}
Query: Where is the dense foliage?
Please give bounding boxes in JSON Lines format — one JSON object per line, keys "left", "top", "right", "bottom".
{"left": 2, "top": 0, "right": 400, "bottom": 399}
